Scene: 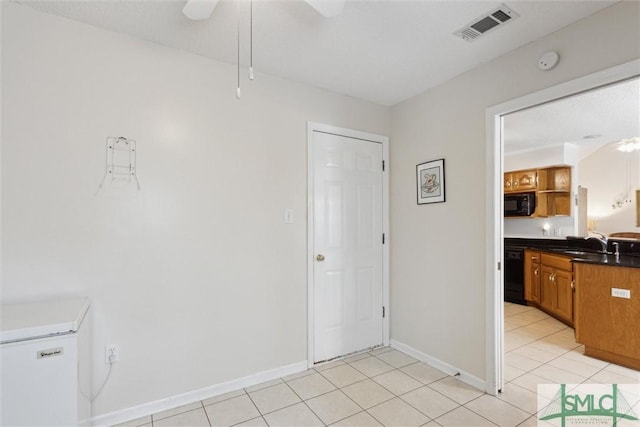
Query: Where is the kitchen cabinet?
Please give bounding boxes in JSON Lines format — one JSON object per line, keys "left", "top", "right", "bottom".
{"left": 574, "top": 263, "right": 640, "bottom": 370}
{"left": 523, "top": 249, "right": 540, "bottom": 303}
{"left": 503, "top": 166, "right": 572, "bottom": 217}
{"left": 539, "top": 253, "right": 574, "bottom": 325}
{"left": 524, "top": 252, "right": 574, "bottom": 326}
{"left": 535, "top": 166, "right": 572, "bottom": 217}
{"left": 504, "top": 170, "right": 537, "bottom": 193}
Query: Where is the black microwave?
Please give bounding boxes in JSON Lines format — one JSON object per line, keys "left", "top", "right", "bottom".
{"left": 504, "top": 192, "right": 536, "bottom": 217}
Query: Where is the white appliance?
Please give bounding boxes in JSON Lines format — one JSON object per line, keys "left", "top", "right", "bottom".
{"left": 1, "top": 298, "right": 91, "bottom": 426}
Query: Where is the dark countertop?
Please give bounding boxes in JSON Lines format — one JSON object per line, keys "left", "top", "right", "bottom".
{"left": 542, "top": 248, "right": 640, "bottom": 269}
{"left": 505, "top": 238, "right": 640, "bottom": 269}
{"left": 505, "top": 237, "right": 569, "bottom": 251}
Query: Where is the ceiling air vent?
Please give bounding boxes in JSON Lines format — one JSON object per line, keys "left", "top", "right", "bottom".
{"left": 454, "top": 4, "right": 519, "bottom": 42}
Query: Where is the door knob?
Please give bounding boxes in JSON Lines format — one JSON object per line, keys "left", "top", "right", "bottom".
{"left": 316, "top": 254, "right": 325, "bottom": 262}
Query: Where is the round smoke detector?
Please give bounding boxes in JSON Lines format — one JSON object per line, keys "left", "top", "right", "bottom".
{"left": 538, "top": 51, "right": 560, "bottom": 71}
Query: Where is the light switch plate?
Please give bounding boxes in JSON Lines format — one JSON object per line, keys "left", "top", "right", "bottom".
{"left": 284, "top": 208, "right": 294, "bottom": 224}
{"left": 611, "top": 288, "right": 631, "bottom": 299}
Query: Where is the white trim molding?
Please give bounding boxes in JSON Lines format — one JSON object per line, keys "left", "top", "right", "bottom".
{"left": 391, "top": 339, "right": 486, "bottom": 392}
{"left": 307, "top": 122, "right": 390, "bottom": 367}
{"left": 484, "top": 59, "right": 640, "bottom": 396}
{"left": 91, "top": 360, "right": 307, "bottom": 427}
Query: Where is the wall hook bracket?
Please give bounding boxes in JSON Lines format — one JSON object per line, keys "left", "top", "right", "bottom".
{"left": 96, "top": 136, "right": 142, "bottom": 194}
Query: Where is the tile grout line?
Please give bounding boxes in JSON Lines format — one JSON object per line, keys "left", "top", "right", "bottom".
{"left": 357, "top": 360, "right": 475, "bottom": 425}
{"left": 242, "top": 386, "right": 269, "bottom": 427}
{"left": 506, "top": 336, "right": 580, "bottom": 364}
{"left": 228, "top": 415, "right": 268, "bottom": 427}
{"left": 199, "top": 400, "right": 213, "bottom": 427}
{"left": 505, "top": 313, "right": 602, "bottom": 385}
{"left": 316, "top": 389, "right": 372, "bottom": 426}
{"left": 505, "top": 326, "right": 576, "bottom": 354}
{"left": 279, "top": 374, "right": 330, "bottom": 426}
{"left": 422, "top": 384, "right": 497, "bottom": 427}
{"left": 462, "top": 392, "right": 531, "bottom": 426}
{"left": 322, "top": 351, "right": 445, "bottom": 425}
{"left": 313, "top": 355, "right": 405, "bottom": 426}
{"left": 362, "top": 353, "right": 490, "bottom": 425}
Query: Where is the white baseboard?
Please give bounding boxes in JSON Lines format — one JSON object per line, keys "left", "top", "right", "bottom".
{"left": 390, "top": 339, "right": 486, "bottom": 392}
{"left": 91, "top": 360, "right": 308, "bottom": 426}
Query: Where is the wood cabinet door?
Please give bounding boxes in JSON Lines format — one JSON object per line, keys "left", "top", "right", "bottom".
{"left": 524, "top": 250, "right": 541, "bottom": 303}
{"left": 554, "top": 269, "right": 573, "bottom": 323}
{"left": 531, "top": 262, "right": 541, "bottom": 303}
{"left": 512, "top": 170, "right": 537, "bottom": 192}
{"left": 552, "top": 167, "right": 571, "bottom": 191}
{"left": 504, "top": 173, "right": 513, "bottom": 193}
{"left": 540, "top": 265, "right": 554, "bottom": 311}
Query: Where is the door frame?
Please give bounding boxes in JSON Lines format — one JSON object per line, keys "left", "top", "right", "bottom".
{"left": 307, "top": 121, "right": 390, "bottom": 367}
{"left": 484, "top": 59, "right": 640, "bottom": 395}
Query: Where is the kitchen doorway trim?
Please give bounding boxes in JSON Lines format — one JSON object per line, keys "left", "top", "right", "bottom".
{"left": 307, "top": 122, "right": 390, "bottom": 368}
{"left": 485, "top": 59, "right": 640, "bottom": 395}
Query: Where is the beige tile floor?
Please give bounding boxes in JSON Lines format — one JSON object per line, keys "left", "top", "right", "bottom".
{"left": 116, "top": 303, "right": 640, "bottom": 427}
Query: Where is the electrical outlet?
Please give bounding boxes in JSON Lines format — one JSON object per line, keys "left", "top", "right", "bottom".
{"left": 105, "top": 344, "right": 120, "bottom": 364}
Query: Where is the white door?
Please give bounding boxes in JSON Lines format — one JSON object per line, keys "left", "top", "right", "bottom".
{"left": 312, "top": 130, "right": 384, "bottom": 363}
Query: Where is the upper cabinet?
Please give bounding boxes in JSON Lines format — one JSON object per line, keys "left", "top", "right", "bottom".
{"left": 504, "top": 165, "right": 572, "bottom": 217}
{"left": 536, "top": 166, "right": 572, "bottom": 217}
{"left": 508, "top": 170, "right": 537, "bottom": 193}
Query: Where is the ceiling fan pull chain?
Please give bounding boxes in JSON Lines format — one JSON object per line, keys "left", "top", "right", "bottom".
{"left": 249, "top": 0, "right": 254, "bottom": 80}
{"left": 236, "top": 0, "right": 241, "bottom": 99}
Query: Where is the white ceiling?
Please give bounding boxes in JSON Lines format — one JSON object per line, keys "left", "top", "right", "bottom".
{"left": 504, "top": 77, "right": 640, "bottom": 157}
{"left": 17, "top": 0, "right": 617, "bottom": 106}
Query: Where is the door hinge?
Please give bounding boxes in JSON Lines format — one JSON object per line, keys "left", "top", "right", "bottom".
{"left": 497, "top": 262, "right": 501, "bottom": 271}
{"left": 382, "top": 160, "right": 385, "bottom": 172}
{"left": 382, "top": 306, "right": 386, "bottom": 318}
{"left": 382, "top": 233, "right": 385, "bottom": 244}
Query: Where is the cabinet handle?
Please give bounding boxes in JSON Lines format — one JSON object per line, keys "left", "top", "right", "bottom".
{"left": 534, "top": 268, "right": 539, "bottom": 277}
{"left": 571, "top": 280, "right": 575, "bottom": 290}
{"left": 532, "top": 257, "right": 538, "bottom": 261}
{"left": 514, "top": 180, "right": 519, "bottom": 187}
{"left": 549, "top": 273, "right": 554, "bottom": 281}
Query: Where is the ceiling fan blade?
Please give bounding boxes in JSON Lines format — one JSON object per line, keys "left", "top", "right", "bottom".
{"left": 304, "top": 0, "right": 345, "bottom": 18}
{"left": 182, "top": 0, "right": 220, "bottom": 21}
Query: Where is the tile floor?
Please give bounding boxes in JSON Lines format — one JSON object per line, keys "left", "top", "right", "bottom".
{"left": 116, "top": 303, "right": 640, "bottom": 427}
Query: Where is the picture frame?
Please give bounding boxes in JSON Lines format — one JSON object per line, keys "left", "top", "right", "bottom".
{"left": 416, "top": 158, "right": 445, "bottom": 205}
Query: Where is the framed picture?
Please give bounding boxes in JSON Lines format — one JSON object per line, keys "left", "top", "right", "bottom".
{"left": 416, "top": 158, "right": 445, "bottom": 205}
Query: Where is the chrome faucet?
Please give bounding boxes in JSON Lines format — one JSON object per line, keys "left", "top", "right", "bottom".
{"left": 613, "top": 242, "right": 620, "bottom": 262}
{"left": 586, "top": 236, "right": 608, "bottom": 252}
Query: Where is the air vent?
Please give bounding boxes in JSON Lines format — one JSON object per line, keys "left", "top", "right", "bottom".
{"left": 454, "top": 4, "right": 519, "bottom": 42}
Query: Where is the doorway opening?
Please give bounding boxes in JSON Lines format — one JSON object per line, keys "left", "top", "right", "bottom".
{"left": 485, "top": 60, "right": 640, "bottom": 394}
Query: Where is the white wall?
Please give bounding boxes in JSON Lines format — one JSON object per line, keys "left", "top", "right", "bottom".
{"left": 504, "top": 145, "right": 566, "bottom": 171}
{"left": 579, "top": 142, "right": 640, "bottom": 236}
{"left": 390, "top": 1, "right": 639, "bottom": 380}
{"left": 1, "top": 3, "right": 389, "bottom": 416}
{"left": 504, "top": 216, "right": 575, "bottom": 239}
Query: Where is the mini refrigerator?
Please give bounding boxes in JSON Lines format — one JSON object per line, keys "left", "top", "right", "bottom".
{"left": 1, "top": 297, "right": 91, "bottom": 426}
